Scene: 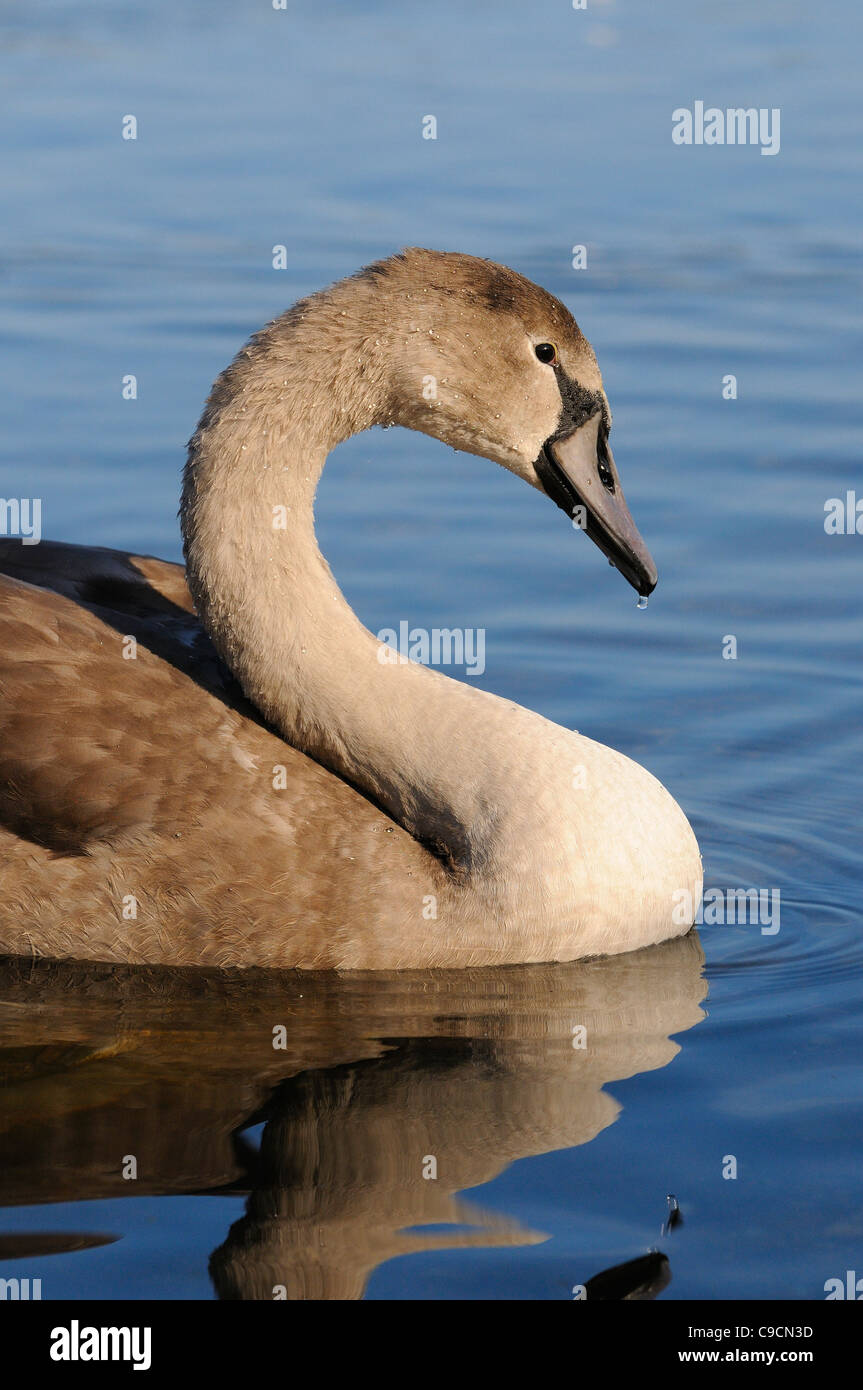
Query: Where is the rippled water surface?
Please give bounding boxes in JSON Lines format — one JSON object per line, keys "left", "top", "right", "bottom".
{"left": 1, "top": 0, "right": 861, "bottom": 1299}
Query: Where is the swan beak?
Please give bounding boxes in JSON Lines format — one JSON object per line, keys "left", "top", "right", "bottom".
{"left": 536, "top": 412, "right": 658, "bottom": 597}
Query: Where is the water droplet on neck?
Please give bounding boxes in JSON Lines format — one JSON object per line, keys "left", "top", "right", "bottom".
{"left": 636, "top": 594, "right": 649, "bottom": 610}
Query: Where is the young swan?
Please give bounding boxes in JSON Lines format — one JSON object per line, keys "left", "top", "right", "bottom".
{"left": 0, "top": 250, "right": 702, "bottom": 968}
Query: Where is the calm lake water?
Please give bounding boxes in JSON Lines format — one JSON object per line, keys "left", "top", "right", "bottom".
{"left": 1, "top": 0, "right": 861, "bottom": 1300}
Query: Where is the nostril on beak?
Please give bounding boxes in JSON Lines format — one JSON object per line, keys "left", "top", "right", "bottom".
{"left": 597, "top": 448, "right": 615, "bottom": 493}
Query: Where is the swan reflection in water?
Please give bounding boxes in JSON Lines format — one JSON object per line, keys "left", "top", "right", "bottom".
{"left": 0, "top": 932, "right": 706, "bottom": 1299}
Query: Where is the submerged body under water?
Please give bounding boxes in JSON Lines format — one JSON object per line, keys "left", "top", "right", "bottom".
{"left": 1, "top": 0, "right": 861, "bottom": 1298}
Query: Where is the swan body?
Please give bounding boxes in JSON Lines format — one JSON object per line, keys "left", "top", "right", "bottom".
{"left": 0, "top": 250, "right": 702, "bottom": 968}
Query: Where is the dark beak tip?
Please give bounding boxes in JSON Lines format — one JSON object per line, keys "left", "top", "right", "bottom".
{"left": 640, "top": 564, "right": 659, "bottom": 597}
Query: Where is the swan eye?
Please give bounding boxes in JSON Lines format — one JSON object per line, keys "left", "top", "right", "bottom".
{"left": 534, "top": 342, "right": 558, "bottom": 365}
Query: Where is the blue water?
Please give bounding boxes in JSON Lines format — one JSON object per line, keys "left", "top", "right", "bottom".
{"left": 1, "top": 0, "right": 861, "bottom": 1300}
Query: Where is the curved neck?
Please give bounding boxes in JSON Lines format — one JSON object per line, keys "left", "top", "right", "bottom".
{"left": 181, "top": 301, "right": 512, "bottom": 871}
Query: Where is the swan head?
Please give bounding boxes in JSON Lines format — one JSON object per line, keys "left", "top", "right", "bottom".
{"left": 359, "top": 248, "right": 658, "bottom": 598}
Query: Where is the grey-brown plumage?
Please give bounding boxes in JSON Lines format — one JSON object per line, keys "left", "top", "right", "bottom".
{"left": 0, "top": 250, "right": 702, "bottom": 968}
